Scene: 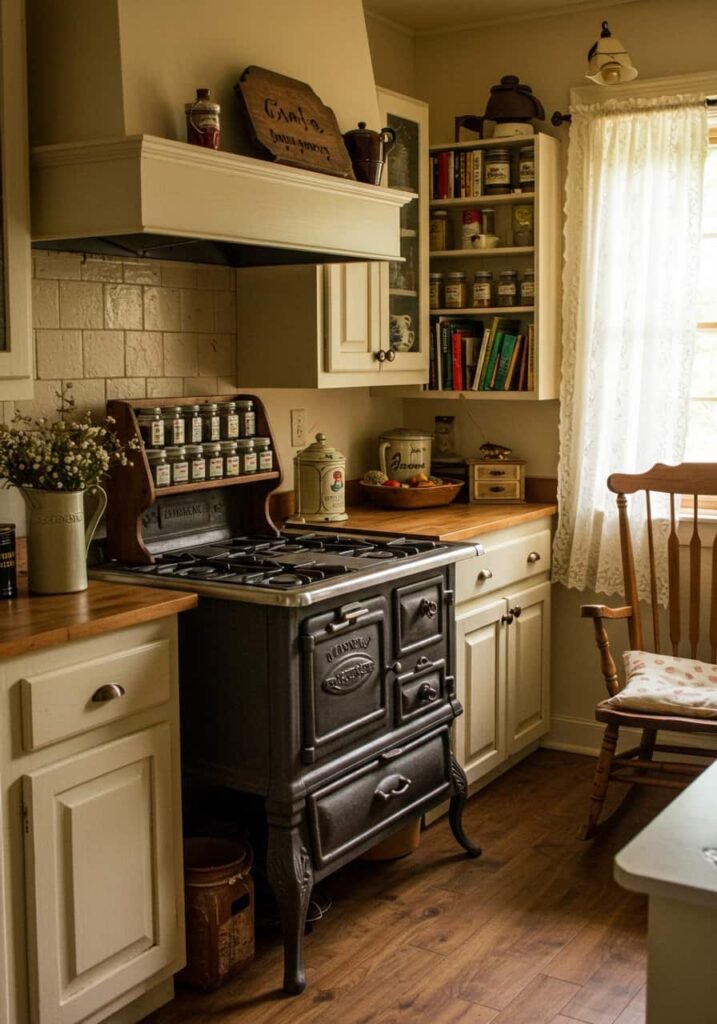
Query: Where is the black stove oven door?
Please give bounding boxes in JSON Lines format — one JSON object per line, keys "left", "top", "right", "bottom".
{"left": 299, "top": 597, "right": 391, "bottom": 764}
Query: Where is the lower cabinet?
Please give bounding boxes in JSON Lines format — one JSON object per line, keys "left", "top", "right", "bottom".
{"left": 0, "top": 618, "right": 184, "bottom": 1024}
{"left": 453, "top": 519, "right": 552, "bottom": 789}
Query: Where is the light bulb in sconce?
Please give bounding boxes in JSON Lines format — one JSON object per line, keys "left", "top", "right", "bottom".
{"left": 586, "top": 21, "right": 638, "bottom": 85}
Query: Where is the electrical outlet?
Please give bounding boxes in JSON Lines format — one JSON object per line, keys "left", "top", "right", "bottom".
{"left": 290, "top": 409, "right": 306, "bottom": 447}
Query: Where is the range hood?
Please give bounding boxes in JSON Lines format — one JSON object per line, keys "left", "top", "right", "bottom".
{"left": 30, "top": 134, "right": 413, "bottom": 266}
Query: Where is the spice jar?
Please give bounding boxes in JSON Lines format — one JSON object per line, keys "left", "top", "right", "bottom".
{"left": 520, "top": 268, "right": 535, "bottom": 305}
{"left": 185, "top": 444, "right": 206, "bottom": 482}
{"left": 472, "top": 270, "right": 494, "bottom": 309}
{"left": 429, "top": 210, "right": 448, "bottom": 251}
{"left": 236, "top": 400, "right": 256, "bottom": 438}
{"left": 253, "top": 437, "right": 274, "bottom": 472}
{"left": 162, "top": 406, "right": 185, "bottom": 446}
{"left": 137, "top": 408, "right": 165, "bottom": 448}
{"left": 518, "top": 145, "right": 535, "bottom": 191}
{"left": 485, "top": 148, "right": 511, "bottom": 195}
{"left": 200, "top": 403, "right": 221, "bottom": 442}
{"left": 444, "top": 271, "right": 467, "bottom": 309}
{"left": 512, "top": 203, "right": 534, "bottom": 246}
{"left": 147, "top": 448, "right": 170, "bottom": 488}
{"left": 0, "top": 524, "right": 17, "bottom": 599}
{"left": 497, "top": 270, "right": 518, "bottom": 307}
{"left": 203, "top": 442, "right": 223, "bottom": 480}
{"left": 185, "top": 404, "right": 203, "bottom": 444}
{"left": 218, "top": 401, "right": 239, "bottom": 439}
{"left": 166, "top": 446, "right": 189, "bottom": 485}
{"left": 429, "top": 272, "right": 444, "bottom": 310}
{"left": 236, "top": 438, "right": 258, "bottom": 475}
{"left": 462, "top": 209, "right": 481, "bottom": 249}
{"left": 220, "top": 440, "right": 240, "bottom": 477}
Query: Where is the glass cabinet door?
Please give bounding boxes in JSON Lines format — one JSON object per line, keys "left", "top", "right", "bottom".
{"left": 378, "top": 88, "right": 429, "bottom": 378}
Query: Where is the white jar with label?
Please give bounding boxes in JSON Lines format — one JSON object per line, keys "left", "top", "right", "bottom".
{"left": 294, "top": 433, "right": 348, "bottom": 523}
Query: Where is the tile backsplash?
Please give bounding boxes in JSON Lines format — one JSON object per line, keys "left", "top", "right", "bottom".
{"left": 10, "top": 251, "right": 238, "bottom": 425}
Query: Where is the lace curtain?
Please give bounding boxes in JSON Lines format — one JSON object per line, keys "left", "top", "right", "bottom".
{"left": 553, "top": 94, "right": 708, "bottom": 602}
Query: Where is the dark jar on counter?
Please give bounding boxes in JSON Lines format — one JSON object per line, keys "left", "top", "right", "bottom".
{"left": 201, "top": 403, "right": 221, "bottom": 442}
{"left": 185, "top": 444, "right": 207, "bottom": 483}
{"left": 0, "top": 524, "right": 17, "bottom": 598}
{"left": 219, "top": 401, "right": 240, "bottom": 440}
{"left": 220, "top": 440, "right": 240, "bottom": 477}
{"left": 147, "top": 448, "right": 171, "bottom": 488}
{"left": 203, "top": 442, "right": 224, "bottom": 480}
{"left": 253, "top": 437, "right": 274, "bottom": 472}
{"left": 185, "top": 404, "right": 203, "bottom": 444}
{"left": 162, "top": 406, "right": 185, "bottom": 446}
{"left": 236, "top": 400, "right": 256, "bottom": 438}
{"left": 236, "top": 439, "right": 258, "bottom": 475}
{"left": 137, "top": 407, "right": 165, "bottom": 448}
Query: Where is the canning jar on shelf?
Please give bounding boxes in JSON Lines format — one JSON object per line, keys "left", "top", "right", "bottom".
{"left": 444, "top": 271, "right": 467, "bottom": 309}
{"left": 472, "top": 270, "right": 493, "bottom": 309}
{"left": 497, "top": 269, "right": 518, "bottom": 307}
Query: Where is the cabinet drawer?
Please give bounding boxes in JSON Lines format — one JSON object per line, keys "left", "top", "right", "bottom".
{"left": 471, "top": 480, "right": 523, "bottom": 502}
{"left": 20, "top": 638, "right": 171, "bottom": 751}
{"left": 393, "top": 575, "right": 445, "bottom": 656}
{"left": 395, "top": 657, "right": 447, "bottom": 725}
{"left": 473, "top": 464, "right": 523, "bottom": 481}
{"left": 456, "top": 528, "right": 551, "bottom": 602}
{"left": 307, "top": 727, "right": 451, "bottom": 869}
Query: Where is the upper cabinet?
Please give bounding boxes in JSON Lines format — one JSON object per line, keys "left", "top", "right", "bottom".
{"left": 236, "top": 88, "right": 429, "bottom": 389}
{"left": 0, "top": 0, "right": 33, "bottom": 400}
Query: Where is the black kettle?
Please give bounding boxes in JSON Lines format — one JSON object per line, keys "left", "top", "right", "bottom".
{"left": 343, "top": 122, "right": 396, "bottom": 185}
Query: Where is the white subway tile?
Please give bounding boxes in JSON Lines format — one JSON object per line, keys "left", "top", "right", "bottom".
{"left": 106, "top": 378, "right": 147, "bottom": 401}
{"left": 160, "top": 263, "right": 197, "bottom": 289}
{"left": 81, "top": 256, "right": 124, "bottom": 283}
{"left": 36, "top": 330, "right": 83, "bottom": 379}
{"left": 126, "top": 331, "right": 163, "bottom": 377}
{"left": 183, "top": 377, "right": 218, "bottom": 396}
{"left": 59, "top": 281, "right": 104, "bottom": 329}
{"left": 147, "top": 377, "right": 184, "bottom": 399}
{"left": 180, "top": 289, "right": 213, "bottom": 333}
{"left": 83, "top": 330, "right": 125, "bottom": 378}
{"left": 123, "top": 261, "right": 161, "bottom": 285}
{"left": 144, "top": 286, "right": 181, "bottom": 331}
{"left": 11, "top": 380, "right": 63, "bottom": 423}
{"left": 197, "top": 333, "right": 235, "bottom": 378}
{"left": 213, "top": 289, "right": 237, "bottom": 332}
{"left": 104, "top": 284, "right": 144, "bottom": 330}
{"left": 61, "top": 379, "right": 106, "bottom": 421}
{"left": 35, "top": 251, "right": 83, "bottom": 280}
{"left": 32, "top": 280, "right": 59, "bottom": 329}
{"left": 163, "top": 333, "right": 198, "bottom": 377}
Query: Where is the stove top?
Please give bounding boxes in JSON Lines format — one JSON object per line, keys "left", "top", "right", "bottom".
{"left": 92, "top": 529, "right": 481, "bottom": 606}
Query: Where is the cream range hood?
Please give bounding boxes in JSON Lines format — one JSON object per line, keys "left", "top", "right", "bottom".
{"left": 30, "top": 134, "right": 413, "bottom": 266}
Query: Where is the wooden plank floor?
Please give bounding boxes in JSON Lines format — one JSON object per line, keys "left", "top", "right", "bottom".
{"left": 148, "top": 750, "right": 673, "bottom": 1024}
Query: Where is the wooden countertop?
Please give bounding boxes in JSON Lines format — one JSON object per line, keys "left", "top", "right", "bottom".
{"left": 0, "top": 577, "right": 198, "bottom": 659}
{"left": 305, "top": 501, "right": 557, "bottom": 543}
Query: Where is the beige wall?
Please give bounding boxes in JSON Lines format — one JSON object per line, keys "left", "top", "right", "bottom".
{"left": 364, "top": 10, "right": 416, "bottom": 96}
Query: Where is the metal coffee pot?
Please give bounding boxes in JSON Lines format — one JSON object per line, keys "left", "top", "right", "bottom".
{"left": 343, "top": 122, "right": 396, "bottom": 185}
{"left": 294, "top": 433, "right": 348, "bottom": 523}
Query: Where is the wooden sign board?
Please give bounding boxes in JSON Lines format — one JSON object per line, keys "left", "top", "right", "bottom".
{"left": 235, "top": 66, "right": 355, "bottom": 179}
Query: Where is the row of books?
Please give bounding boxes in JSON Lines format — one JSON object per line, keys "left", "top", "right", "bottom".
{"left": 427, "top": 317, "right": 535, "bottom": 392}
{"left": 431, "top": 149, "right": 483, "bottom": 200}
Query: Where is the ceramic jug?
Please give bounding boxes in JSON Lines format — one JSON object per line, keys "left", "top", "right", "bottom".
{"left": 378, "top": 428, "right": 432, "bottom": 483}
{"left": 343, "top": 122, "right": 396, "bottom": 185}
{"left": 294, "top": 433, "right": 348, "bottom": 523}
{"left": 21, "top": 485, "right": 107, "bottom": 594}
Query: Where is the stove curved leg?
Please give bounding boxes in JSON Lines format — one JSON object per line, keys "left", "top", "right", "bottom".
{"left": 267, "top": 825, "right": 314, "bottom": 995}
{"left": 449, "top": 754, "right": 481, "bottom": 859}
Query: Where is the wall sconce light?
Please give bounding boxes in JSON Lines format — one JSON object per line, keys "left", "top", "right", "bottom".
{"left": 586, "top": 21, "right": 638, "bottom": 85}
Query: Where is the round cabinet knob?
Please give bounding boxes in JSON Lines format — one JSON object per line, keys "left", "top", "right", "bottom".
{"left": 501, "top": 613, "right": 514, "bottom": 626}
{"left": 419, "top": 597, "right": 438, "bottom": 618}
{"left": 477, "top": 569, "right": 493, "bottom": 582}
{"left": 527, "top": 551, "right": 541, "bottom": 564}
{"left": 385, "top": 349, "right": 396, "bottom": 362}
{"left": 418, "top": 682, "right": 438, "bottom": 704}
{"left": 91, "top": 682, "right": 126, "bottom": 703}
{"left": 375, "top": 349, "right": 387, "bottom": 362}
{"left": 389, "top": 660, "right": 403, "bottom": 675}
{"left": 510, "top": 605, "right": 522, "bottom": 618}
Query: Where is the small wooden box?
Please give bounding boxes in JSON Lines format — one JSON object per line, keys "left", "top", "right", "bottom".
{"left": 467, "top": 458, "right": 526, "bottom": 504}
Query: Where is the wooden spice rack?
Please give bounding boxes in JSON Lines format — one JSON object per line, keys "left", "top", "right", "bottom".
{"left": 105, "top": 394, "right": 283, "bottom": 564}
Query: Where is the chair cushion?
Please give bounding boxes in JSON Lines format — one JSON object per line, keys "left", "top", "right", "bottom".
{"left": 606, "top": 651, "right": 717, "bottom": 718}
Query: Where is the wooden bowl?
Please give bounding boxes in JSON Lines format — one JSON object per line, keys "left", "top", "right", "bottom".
{"left": 359, "top": 478, "right": 463, "bottom": 510}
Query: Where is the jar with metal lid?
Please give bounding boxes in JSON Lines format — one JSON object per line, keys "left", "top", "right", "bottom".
{"left": 235, "top": 400, "right": 256, "bottom": 438}
{"left": 166, "top": 446, "right": 189, "bottom": 485}
{"left": 472, "top": 270, "right": 494, "bottom": 309}
{"left": 218, "top": 401, "right": 239, "bottom": 439}
{"left": 444, "top": 271, "right": 467, "bottom": 309}
{"left": 518, "top": 145, "right": 535, "bottom": 191}
{"left": 497, "top": 269, "right": 518, "bottom": 307}
{"left": 185, "top": 444, "right": 206, "bottom": 483}
{"left": 220, "top": 440, "right": 240, "bottom": 477}
{"left": 203, "top": 442, "right": 223, "bottom": 480}
{"left": 485, "top": 148, "right": 511, "bottom": 195}
{"left": 512, "top": 203, "right": 534, "bottom": 246}
{"left": 137, "top": 407, "right": 165, "bottom": 448}
{"left": 482, "top": 207, "right": 496, "bottom": 236}
{"left": 236, "top": 438, "right": 257, "bottom": 475}
{"left": 185, "top": 404, "right": 203, "bottom": 444}
{"left": 162, "top": 406, "right": 185, "bottom": 446}
{"left": 147, "top": 448, "right": 170, "bottom": 488}
{"left": 429, "top": 272, "right": 444, "bottom": 310}
{"left": 253, "top": 437, "right": 274, "bottom": 472}
{"left": 200, "top": 403, "right": 221, "bottom": 442}
{"left": 429, "top": 210, "right": 448, "bottom": 251}
{"left": 520, "top": 268, "right": 535, "bottom": 305}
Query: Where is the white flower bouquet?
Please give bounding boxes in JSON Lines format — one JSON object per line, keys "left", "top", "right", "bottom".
{"left": 0, "top": 385, "right": 138, "bottom": 492}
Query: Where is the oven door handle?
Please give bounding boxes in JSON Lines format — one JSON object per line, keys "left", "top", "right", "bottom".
{"left": 326, "top": 603, "right": 371, "bottom": 633}
{"left": 374, "top": 774, "right": 412, "bottom": 802}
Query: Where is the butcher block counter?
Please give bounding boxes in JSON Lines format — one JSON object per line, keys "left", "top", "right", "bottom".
{"left": 315, "top": 501, "right": 557, "bottom": 543}
{"left": 0, "top": 577, "right": 197, "bottom": 658}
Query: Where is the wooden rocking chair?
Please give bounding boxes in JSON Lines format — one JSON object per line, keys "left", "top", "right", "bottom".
{"left": 580, "top": 462, "right": 717, "bottom": 840}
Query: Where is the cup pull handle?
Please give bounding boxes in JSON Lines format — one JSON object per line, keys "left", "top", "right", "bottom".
{"left": 374, "top": 774, "right": 412, "bottom": 802}
{"left": 477, "top": 569, "right": 493, "bottom": 581}
{"left": 91, "top": 683, "right": 126, "bottom": 703}
{"left": 527, "top": 551, "right": 541, "bottom": 564}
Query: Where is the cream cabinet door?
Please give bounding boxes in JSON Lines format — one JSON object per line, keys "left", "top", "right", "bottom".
{"left": 454, "top": 596, "right": 508, "bottom": 787}
{"left": 505, "top": 580, "right": 551, "bottom": 755}
{"left": 323, "top": 262, "right": 388, "bottom": 374}
{"left": 22, "top": 724, "right": 181, "bottom": 1024}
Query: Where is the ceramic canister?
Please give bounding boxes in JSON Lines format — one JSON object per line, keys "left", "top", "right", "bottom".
{"left": 379, "top": 428, "right": 432, "bottom": 483}
{"left": 295, "top": 433, "right": 348, "bottom": 523}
